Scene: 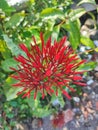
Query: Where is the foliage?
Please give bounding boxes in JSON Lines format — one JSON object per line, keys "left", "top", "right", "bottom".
{"left": 0, "top": 0, "right": 97, "bottom": 129}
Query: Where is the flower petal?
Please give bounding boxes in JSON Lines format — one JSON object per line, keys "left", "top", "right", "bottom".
{"left": 62, "top": 90, "right": 71, "bottom": 99}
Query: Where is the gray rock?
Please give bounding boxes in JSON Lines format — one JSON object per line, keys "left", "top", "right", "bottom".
{"left": 64, "top": 109, "right": 74, "bottom": 124}
{"left": 73, "top": 108, "right": 81, "bottom": 115}
{"left": 88, "top": 55, "right": 92, "bottom": 60}
{"left": 94, "top": 40, "right": 98, "bottom": 47}
{"left": 93, "top": 85, "right": 98, "bottom": 94}
{"left": 80, "top": 46, "right": 86, "bottom": 52}
{"left": 90, "top": 30, "right": 98, "bottom": 40}
{"left": 14, "top": 123, "right": 29, "bottom": 130}
{"left": 84, "top": 19, "right": 96, "bottom": 29}
{"left": 89, "top": 92, "right": 96, "bottom": 99}
{"left": 87, "top": 80, "right": 94, "bottom": 85}
{"left": 73, "top": 97, "right": 80, "bottom": 103}
{"left": 32, "top": 119, "right": 39, "bottom": 129}
{"left": 81, "top": 25, "right": 90, "bottom": 37}
{"left": 63, "top": 127, "right": 68, "bottom": 130}
{"left": 52, "top": 99, "right": 60, "bottom": 106}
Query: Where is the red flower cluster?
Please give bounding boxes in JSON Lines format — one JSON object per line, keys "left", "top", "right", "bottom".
{"left": 10, "top": 33, "right": 86, "bottom": 99}
{"left": 51, "top": 112, "right": 65, "bottom": 128}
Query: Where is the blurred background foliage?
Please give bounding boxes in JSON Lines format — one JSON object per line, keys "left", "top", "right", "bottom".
{"left": 0, "top": 0, "right": 98, "bottom": 129}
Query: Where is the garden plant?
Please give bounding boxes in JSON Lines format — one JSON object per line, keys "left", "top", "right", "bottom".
{"left": 0, "top": 0, "right": 98, "bottom": 129}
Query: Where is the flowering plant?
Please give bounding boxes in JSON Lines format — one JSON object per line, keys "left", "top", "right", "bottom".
{"left": 1, "top": 0, "right": 97, "bottom": 129}
{"left": 10, "top": 33, "right": 86, "bottom": 100}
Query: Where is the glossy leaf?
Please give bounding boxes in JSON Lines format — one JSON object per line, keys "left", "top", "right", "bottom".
{"left": 69, "top": 8, "right": 86, "bottom": 21}
{"left": 1, "top": 58, "right": 18, "bottom": 72}
{"left": 95, "top": 47, "right": 98, "bottom": 52}
{"left": 0, "top": 40, "right": 11, "bottom": 59}
{"left": 0, "top": 0, "right": 15, "bottom": 13}
{"left": 5, "top": 13, "right": 24, "bottom": 29}
{"left": 3, "top": 77, "right": 22, "bottom": 101}
{"left": 27, "top": 93, "right": 52, "bottom": 117}
{"left": 78, "top": 0, "right": 96, "bottom": 5}
{"left": 52, "top": 25, "right": 60, "bottom": 42}
{"left": 0, "top": 40, "right": 6, "bottom": 52}
{"left": 3, "top": 35, "right": 25, "bottom": 56}
{"left": 77, "top": 61, "right": 96, "bottom": 71}
{"left": 80, "top": 36, "right": 95, "bottom": 48}
{"left": 41, "top": 8, "right": 64, "bottom": 19}
{"left": 69, "top": 21, "right": 80, "bottom": 49}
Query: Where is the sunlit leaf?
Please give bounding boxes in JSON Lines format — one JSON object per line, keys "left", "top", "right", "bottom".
{"left": 0, "top": 40, "right": 6, "bottom": 52}
{"left": 0, "top": 40, "right": 11, "bottom": 59}
{"left": 5, "top": 13, "right": 24, "bottom": 29}
{"left": 80, "top": 36, "right": 95, "bottom": 48}
{"left": 62, "top": 21, "right": 81, "bottom": 50}
{"left": 69, "top": 21, "right": 80, "bottom": 49}
{"left": 0, "top": 0, "right": 15, "bottom": 13}
{"left": 3, "top": 35, "right": 25, "bottom": 56}
{"left": 29, "top": 0, "right": 35, "bottom": 3}
{"left": 52, "top": 25, "right": 60, "bottom": 42}
{"left": 78, "top": 0, "right": 96, "bottom": 5}
{"left": 3, "top": 77, "right": 22, "bottom": 101}
{"left": 41, "top": 8, "right": 64, "bottom": 19}
{"left": 69, "top": 8, "right": 86, "bottom": 21}
{"left": 95, "top": 47, "right": 98, "bottom": 52}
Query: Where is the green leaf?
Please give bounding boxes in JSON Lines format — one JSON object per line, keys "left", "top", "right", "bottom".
{"left": 41, "top": 8, "right": 64, "bottom": 19}
{"left": 9, "top": 101, "right": 18, "bottom": 107}
{"left": 95, "top": 47, "right": 98, "bottom": 52}
{"left": 68, "top": 21, "right": 80, "bottom": 49}
{"left": 52, "top": 25, "right": 60, "bottom": 42}
{"left": 6, "top": 113, "right": 14, "bottom": 119}
{"left": 29, "top": 0, "right": 35, "bottom": 3}
{"left": 0, "top": 40, "right": 11, "bottom": 59}
{"left": 5, "top": 13, "right": 24, "bottom": 29}
{"left": 0, "top": 0, "right": 15, "bottom": 13}
{"left": 3, "top": 77, "right": 22, "bottom": 101}
{"left": 80, "top": 36, "right": 95, "bottom": 48}
{"left": 32, "top": 106, "right": 52, "bottom": 117}
{"left": 1, "top": 58, "right": 18, "bottom": 72}
{"left": 44, "top": 31, "right": 52, "bottom": 43}
{"left": 27, "top": 93, "right": 52, "bottom": 117}
{"left": 22, "top": 30, "right": 32, "bottom": 38}
{"left": 69, "top": 8, "right": 86, "bottom": 21}
{"left": 4, "top": 127, "right": 10, "bottom": 130}
{"left": 78, "top": 61, "right": 96, "bottom": 71}
{"left": 78, "top": 0, "right": 96, "bottom": 5}
{"left": 0, "top": 40, "right": 6, "bottom": 52}
{"left": 51, "top": 89, "right": 65, "bottom": 108}
{"left": 47, "top": 20, "right": 55, "bottom": 31}
{"left": 3, "top": 35, "right": 25, "bottom": 56}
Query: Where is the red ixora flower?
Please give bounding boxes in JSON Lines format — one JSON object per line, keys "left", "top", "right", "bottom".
{"left": 10, "top": 33, "right": 86, "bottom": 99}
{"left": 51, "top": 111, "right": 65, "bottom": 128}
{"left": 51, "top": 112, "right": 65, "bottom": 128}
